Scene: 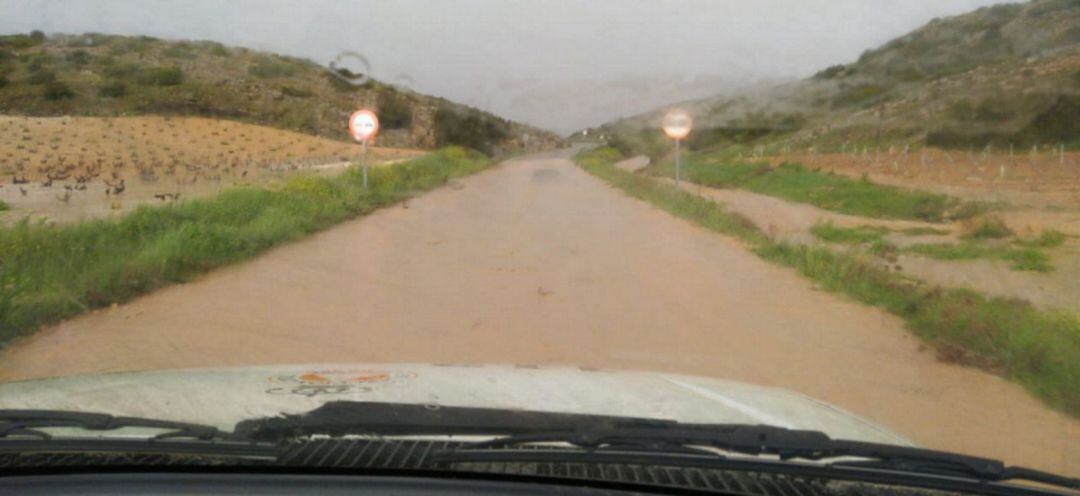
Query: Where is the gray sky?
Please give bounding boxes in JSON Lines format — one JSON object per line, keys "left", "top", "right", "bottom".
{"left": 2, "top": 0, "right": 1010, "bottom": 133}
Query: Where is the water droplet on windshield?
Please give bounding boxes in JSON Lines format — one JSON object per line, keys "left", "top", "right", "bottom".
{"left": 327, "top": 51, "right": 372, "bottom": 87}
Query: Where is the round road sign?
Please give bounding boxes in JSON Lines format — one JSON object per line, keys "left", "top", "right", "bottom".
{"left": 349, "top": 109, "right": 379, "bottom": 142}
{"left": 662, "top": 109, "right": 693, "bottom": 140}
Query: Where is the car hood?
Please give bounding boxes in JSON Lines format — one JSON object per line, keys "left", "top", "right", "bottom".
{"left": 0, "top": 363, "right": 912, "bottom": 446}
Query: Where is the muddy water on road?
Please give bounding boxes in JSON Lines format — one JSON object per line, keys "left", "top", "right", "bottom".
{"left": 0, "top": 149, "right": 1075, "bottom": 474}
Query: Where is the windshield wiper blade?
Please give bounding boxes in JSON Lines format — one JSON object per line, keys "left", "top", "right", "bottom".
{"left": 446, "top": 424, "right": 1079, "bottom": 490}
{"left": 0, "top": 409, "right": 247, "bottom": 442}
{"left": 236, "top": 402, "right": 1078, "bottom": 490}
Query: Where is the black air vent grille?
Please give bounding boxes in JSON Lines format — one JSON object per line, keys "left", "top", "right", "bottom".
{"left": 453, "top": 461, "right": 829, "bottom": 496}
{"left": 278, "top": 439, "right": 454, "bottom": 469}
{"left": 277, "top": 439, "right": 831, "bottom": 496}
{"left": 0, "top": 452, "right": 263, "bottom": 468}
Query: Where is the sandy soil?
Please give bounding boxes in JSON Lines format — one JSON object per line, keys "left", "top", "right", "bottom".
{"left": 0, "top": 149, "right": 1075, "bottom": 474}
{"left": 0, "top": 115, "right": 424, "bottom": 224}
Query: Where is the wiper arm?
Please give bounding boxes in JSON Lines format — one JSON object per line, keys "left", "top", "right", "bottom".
{"left": 0, "top": 409, "right": 247, "bottom": 442}
{"left": 236, "top": 402, "right": 1078, "bottom": 490}
{"left": 449, "top": 424, "right": 1079, "bottom": 490}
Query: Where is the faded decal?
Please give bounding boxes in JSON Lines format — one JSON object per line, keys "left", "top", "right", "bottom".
{"left": 265, "top": 368, "right": 416, "bottom": 397}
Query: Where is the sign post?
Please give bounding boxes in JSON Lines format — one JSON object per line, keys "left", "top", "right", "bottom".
{"left": 349, "top": 109, "right": 380, "bottom": 189}
{"left": 662, "top": 109, "right": 692, "bottom": 189}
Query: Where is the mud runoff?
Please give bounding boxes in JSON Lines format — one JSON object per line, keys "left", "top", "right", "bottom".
{"left": 0, "top": 148, "right": 1075, "bottom": 474}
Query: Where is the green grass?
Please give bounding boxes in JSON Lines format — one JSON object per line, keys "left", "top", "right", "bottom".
{"left": 963, "top": 217, "right": 1013, "bottom": 239}
{"left": 0, "top": 147, "right": 489, "bottom": 343}
{"left": 577, "top": 146, "right": 1080, "bottom": 417}
{"left": 899, "top": 226, "right": 951, "bottom": 236}
{"left": 577, "top": 147, "right": 767, "bottom": 245}
{"left": 905, "top": 243, "right": 1053, "bottom": 272}
{"left": 1017, "top": 229, "right": 1067, "bottom": 248}
{"left": 647, "top": 153, "right": 981, "bottom": 222}
{"left": 810, "top": 222, "right": 888, "bottom": 244}
{"left": 0, "top": 200, "right": 8, "bottom": 212}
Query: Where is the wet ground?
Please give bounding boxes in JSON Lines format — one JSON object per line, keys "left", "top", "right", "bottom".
{"left": 0, "top": 148, "right": 1075, "bottom": 474}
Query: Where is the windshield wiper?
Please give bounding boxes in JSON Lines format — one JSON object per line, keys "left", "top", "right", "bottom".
{"left": 237, "top": 402, "right": 1078, "bottom": 492}
{"left": 0, "top": 409, "right": 247, "bottom": 442}
{"left": 443, "top": 424, "right": 1079, "bottom": 490}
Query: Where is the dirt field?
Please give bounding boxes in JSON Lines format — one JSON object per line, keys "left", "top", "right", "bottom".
{"left": 768, "top": 148, "right": 1080, "bottom": 210}
{"left": 0, "top": 148, "right": 1074, "bottom": 475}
{"left": 0, "top": 116, "right": 424, "bottom": 223}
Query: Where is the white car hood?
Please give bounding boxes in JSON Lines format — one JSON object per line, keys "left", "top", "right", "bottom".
{"left": 0, "top": 363, "right": 911, "bottom": 446}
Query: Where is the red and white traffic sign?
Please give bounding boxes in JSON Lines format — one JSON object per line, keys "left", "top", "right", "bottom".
{"left": 349, "top": 109, "right": 379, "bottom": 142}
{"left": 662, "top": 109, "right": 693, "bottom": 140}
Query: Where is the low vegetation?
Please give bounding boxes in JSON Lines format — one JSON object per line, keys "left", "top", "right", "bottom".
{"left": 577, "top": 146, "right": 1080, "bottom": 417}
{"left": 810, "top": 222, "right": 887, "bottom": 244}
{"left": 433, "top": 106, "right": 510, "bottom": 156}
{"left": 646, "top": 152, "right": 981, "bottom": 222}
{"left": 1017, "top": 229, "right": 1067, "bottom": 248}
{"left": 0, "top": 32, "right": 560, "bottom": 153}
{"left": 0, "top": 147, "right": 489, "bottom": 344}
{"left": 904, "top": 242, "right": 1053, "bottom": 272}
{"left": 809, "top": 220, "right": 1058, "bottom": 272}
{"left": 576, "top": 148, "right": 767, "bottom": 245}
{"left": 963, "top": 216, "right": 1012, "bottom": 240}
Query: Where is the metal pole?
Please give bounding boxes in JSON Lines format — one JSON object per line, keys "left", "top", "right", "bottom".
{"left": 362, "top": 140, "right": 369, "bottom": 190}
{"left": 674, "top": 139, "right": 681, "bottom": 190}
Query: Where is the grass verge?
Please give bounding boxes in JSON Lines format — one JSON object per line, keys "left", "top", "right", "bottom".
{"left": 0, "top": 200, "right": 8, "bottom": 212}
{"left": 0, "top": 147, "right": 490, "bottom": 343}
{"left": 811, "top": 222, "right": 1057, "bottom": 272}
{"left": 810, "top": 222, "right": 888, "bottom": 244}
{"left": 577, "top": 148, "right": 767, "bottom": 245}
{"left": 646, "top": 152, "right": 982, "bottom": 222}
{"left": 577, "top": 146, "right": 1080, "bottom": 416}
{"left": 904, "top": 243, "right": 1053, "bottom": 272}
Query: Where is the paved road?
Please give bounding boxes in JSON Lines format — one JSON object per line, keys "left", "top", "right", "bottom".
{"left": 0, "top": 148, "right": 1075, "bottom": 473}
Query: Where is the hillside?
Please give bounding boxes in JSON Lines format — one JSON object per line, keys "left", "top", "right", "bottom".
{"left": 0, "top": 32, "right": 563, "bottom": 155}
{"left": 592, "top": 0, "right": 1080, "bottom": 156}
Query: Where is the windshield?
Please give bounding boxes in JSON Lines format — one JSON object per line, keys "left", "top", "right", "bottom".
{"left": 0, "top": 0, "right": 1077, "bottom": 484}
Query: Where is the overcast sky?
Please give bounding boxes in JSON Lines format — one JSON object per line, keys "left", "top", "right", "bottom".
{"left": 2, "top": 0, "right": 1012, "bottom": 133}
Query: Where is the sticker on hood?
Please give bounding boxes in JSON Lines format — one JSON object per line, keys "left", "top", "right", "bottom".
{"left": 266, "top": 368, "right": 416, "bottom": 397}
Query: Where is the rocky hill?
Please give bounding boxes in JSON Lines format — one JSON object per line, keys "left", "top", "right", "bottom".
{"left": 0, "top": 32, "right": 563, "bottom": 155}
{"left": 592, "top": 0, "right": 1080, "bottom": 156}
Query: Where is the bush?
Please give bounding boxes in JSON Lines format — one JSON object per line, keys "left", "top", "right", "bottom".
{"left": 98, "top": 80, "right": 127, "bottom": 98}
{"left": 42, "top": 80, "right": 74, "bottom": 100}
{"left": 65, "top": 49, "right": 92, "bottom": 66}
{"left": 249, "top": 56, "right": 298, "bottom": 79}
{"left": 280, "top": 85, "right": 314, "bottom": 98}
{"left": 25, "top": 52, "right": 54, "bottom": 73}
{"left": 206, "top": 42, "right": 229, "bottom": 57}
{"left": 377, "top": 91, "right": 413, "bottom": 129}
{"left": 27, "top": 69, "right": 56, "bottom": 85}
{"left": 0, "top": 32, "right": 45, "bottom": 49}
{"left": 138, "top": 66, "right": 183, "bottom": 86}
{"left": 433, "top": 105, "right": 508, "bottom": 155}
{"left": 103, "top": 62, "right": 140, "bottom": 79}
{"left": 162, "top": 42, "right": 196, "bottom": 59}
{"left": 833, "top": 83, "right": 887, "bottom": 108}
{"left": 1017, "top": 229, "right": 1067, "bottom": 248}
{"left": 964, "top": 216, "right": 1013, "bottom": 239}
